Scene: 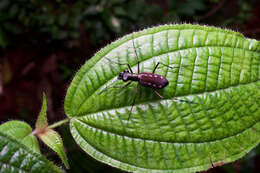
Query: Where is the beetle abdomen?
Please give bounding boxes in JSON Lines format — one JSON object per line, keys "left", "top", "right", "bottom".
{"left": 138, "top": 72, "right": 168, "bottom": 89}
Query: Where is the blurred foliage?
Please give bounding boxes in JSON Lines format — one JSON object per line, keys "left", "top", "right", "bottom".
{"left": 0, "top": 0, "right": 256, "bottom": 49}
{"left": 0, "top": 0, "right": 162, "bottom": 48}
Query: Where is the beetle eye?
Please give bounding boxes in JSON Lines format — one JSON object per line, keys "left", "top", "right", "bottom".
{"left": 118, "top": 72, "right": 123, "bottom": 80}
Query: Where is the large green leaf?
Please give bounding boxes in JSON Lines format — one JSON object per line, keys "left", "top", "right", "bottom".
{"left": 65, "top": 24, "right": 260, "bottom": 172}
{"left": 0, "top": 131, "right": 62, "bottom": 173}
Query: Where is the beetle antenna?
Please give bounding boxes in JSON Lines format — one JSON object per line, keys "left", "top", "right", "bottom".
{"left": 157, "top": 62, "right": 193, "bottom": 69}
{"left": 132, "top": 36, "right": 139, "bottom": 61}
{"left": 127, "top": 84, "right": 139, "bottom": 120}
{"left": 104, "top": 56, "right": 133, "bottom": 73}
{"left": 132, "top": 34, "right": 140, "bottom": 73}
{"left": 97, "top": 79, "right": 118, "bottom": 95}
{"left": 97, "top": 80, "right": 132, "bottom": 95}
{"left": 104, "top": 56, "right": 128, "bottom": 66}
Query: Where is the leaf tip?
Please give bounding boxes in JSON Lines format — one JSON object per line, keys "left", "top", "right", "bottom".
{"left": 36, "top": 92, "right": 48, "bottom": 130}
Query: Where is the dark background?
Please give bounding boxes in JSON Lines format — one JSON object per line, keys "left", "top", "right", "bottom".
{"left": 0, "top": 0, "right": 259, "bottom": 172}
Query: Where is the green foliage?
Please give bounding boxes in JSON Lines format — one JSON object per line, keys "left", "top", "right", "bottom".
{"left": 65, "top": 24, "right": 260, "bottom": 172}
{"left": 168, "top": 0, "right": 206, "bottom": 17}
{"left": 0, "top": 131, "right": 62, "bottom": 173}
{"left": 0, "top": 92, "right": 69, "bottom": 170}
{"left": 38, "top": 129, "right": 69, "bottom": 169}
{"left": 0, "top": 120, "right": 40, "bottom": 153}
{"left": 0, "top": 0, "right": 162, "bottom": 47}
{"left": 35, "top": 93, "right": 69, "bottom": 169}
{"left": 221, "top": 0, "right": 253, "bottom": 26}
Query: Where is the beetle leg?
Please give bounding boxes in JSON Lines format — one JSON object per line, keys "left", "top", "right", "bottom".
{"left": 152, "top": 62, "right": 160, "bottom": 73}
{"left": 153, "top": 89, "right": 163, "bottom": 99}
{"left": 127, "top": 64, "right": 133, "bottom": 73}
{"left": 127, "top": 84, "right": 139, "bottom": 120}
{"left": 137, "top": 61, "right": 140, "bottom": 74}
{"left": 105, "top": 56, "right": 133, "bottom": 73}
{"left": 113, "top": 81, "right": 132, "bottom": 89}
{"left": 154, "top": 62, "right": 192, "bottom": 73}
{"left": 153, "top": 62, "right": 173, "bottom": 73}
{"left": 98, "top": 81, "right": 132, "bottom": 95}
{"left": 132, "top": 36, "right": 140, "bottom": 74}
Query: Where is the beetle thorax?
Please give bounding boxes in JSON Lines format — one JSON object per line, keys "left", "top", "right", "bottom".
{"left": 118, "top": 70, "right": 138, "bottom": 81}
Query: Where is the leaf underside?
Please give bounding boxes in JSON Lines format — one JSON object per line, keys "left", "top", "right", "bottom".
{"left": 65, "top": 24, "right": 260, "bottom": 173}
{"left": 0, "top": 132, "right": 61, "bottom": 173}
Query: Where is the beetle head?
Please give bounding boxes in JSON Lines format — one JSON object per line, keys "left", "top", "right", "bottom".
{"left": 118, "top": 69, "right": 129, "bottom": 81}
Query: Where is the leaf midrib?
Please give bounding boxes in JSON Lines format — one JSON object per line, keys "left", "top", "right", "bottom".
{"left": 71, "top": 44, "right": 259, "bottom": 116}
{"left": 73, "top": 115, "right": 259, "bottom": 144}
{"left": 74, "top": 76, "right": 259, "bottom": 118}
{"left": 71, "top": 81, "right": 260, "bottom": 144}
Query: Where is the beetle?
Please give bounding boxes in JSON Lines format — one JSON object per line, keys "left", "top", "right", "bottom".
{"left": 116, "top": 62, "right": 171, "bottom": 99}
{"left": 99, "top": 36, "right": 191, "bottom": 120}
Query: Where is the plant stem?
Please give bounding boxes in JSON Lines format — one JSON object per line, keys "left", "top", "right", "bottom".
{"left": 48, "top": 119, "right": 70, "bottom": 129}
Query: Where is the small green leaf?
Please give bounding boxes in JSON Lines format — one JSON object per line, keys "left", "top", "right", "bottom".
{"left": 65, "top": 24, "right": 260, "bottom": 172}
{"left": 39, "top": 129, "right": 69, "bottom": 169}
{"left": 35, "top": 93, "right": 69, "bottom": 168}
{"left": 0, "top": 131, "right": 62, "bottom": 173}
{"left": 36, "top": 93, "right": 48, "bottom": 130}
{"left": 0, "top": 120, "right": 40, "bottom": 153}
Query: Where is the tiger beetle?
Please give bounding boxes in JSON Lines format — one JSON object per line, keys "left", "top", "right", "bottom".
{"left": 99, "top": 36, "right": 191, "bottom": 120}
